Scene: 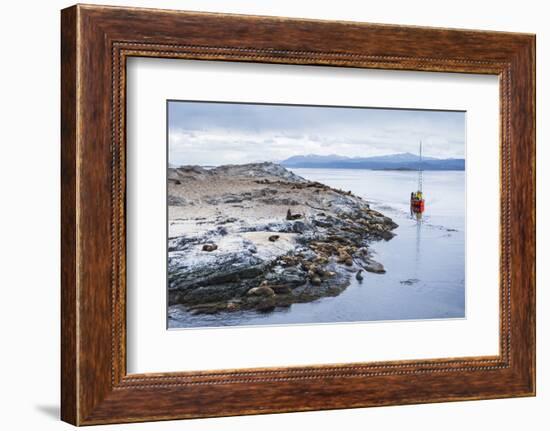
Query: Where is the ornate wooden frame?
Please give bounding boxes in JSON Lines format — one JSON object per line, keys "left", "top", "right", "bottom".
{"left": 61, "top": 4, "right": 536, "bottom": 425}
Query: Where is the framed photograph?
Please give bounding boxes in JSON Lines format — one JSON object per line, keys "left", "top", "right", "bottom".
{"left": 164, "top": 101, "right": 465, "bottom": 328}
{"left": 61, "top": 4, "right": 536, "bottom": 425}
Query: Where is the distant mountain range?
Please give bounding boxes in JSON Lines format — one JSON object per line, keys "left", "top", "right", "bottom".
{"left": 280, "top": 153, "right": 464, "bottom": 171}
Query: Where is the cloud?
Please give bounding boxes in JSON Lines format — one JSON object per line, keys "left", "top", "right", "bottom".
{"left": 168, "top": 101, "right": 465, "bottom": 166}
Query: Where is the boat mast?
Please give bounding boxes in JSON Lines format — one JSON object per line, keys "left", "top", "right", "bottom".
{"left": 418, "top": 140, "right": 423, "bottom": 193}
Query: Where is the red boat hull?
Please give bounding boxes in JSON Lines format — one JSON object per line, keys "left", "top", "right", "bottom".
{"left": 411, "top": 199, "right": 425, "bottom": 213}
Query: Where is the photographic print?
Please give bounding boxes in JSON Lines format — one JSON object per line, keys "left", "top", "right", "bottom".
{"left": 167, "top": 101, "right": 465, "bottom": 329}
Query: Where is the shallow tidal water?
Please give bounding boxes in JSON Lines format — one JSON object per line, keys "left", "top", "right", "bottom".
{"left": 168, "top": 169, "right": 465, "bottom": 329}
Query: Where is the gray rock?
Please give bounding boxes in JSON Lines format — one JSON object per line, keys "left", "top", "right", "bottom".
{"left": 168, "top": 195, "right": 189, "bottom": 206}
{"left": 265, "top": 267, "right": 308, "bottom": 287}
{"left": 292, "top": 221, "right": 309, "bottom": 234}
{"left": 361, "top": 259, "right": 386, "bottom": 274}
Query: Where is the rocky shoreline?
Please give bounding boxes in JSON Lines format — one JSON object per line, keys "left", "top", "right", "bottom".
{"left": 168, "top": 162, "right": 398, "bottom": 315}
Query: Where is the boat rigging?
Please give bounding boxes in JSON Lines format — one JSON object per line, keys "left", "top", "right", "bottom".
{"left": 410, "top": 140, "right": 425, "bottom": 215}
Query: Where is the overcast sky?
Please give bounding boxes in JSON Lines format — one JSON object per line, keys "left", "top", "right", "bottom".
{"left": 168, "top": 101, "right": 465, "bottom": 166}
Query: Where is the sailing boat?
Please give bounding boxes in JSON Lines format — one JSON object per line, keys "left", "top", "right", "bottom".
{"left": 410, "top": 141, "right": 425, "bottom": 214}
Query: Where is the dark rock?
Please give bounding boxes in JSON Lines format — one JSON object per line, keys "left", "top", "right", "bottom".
{"left": 168, "top": 251, "right": 269, "bottom": 299}
{"left": 255, "top": 298, "right": 276, "bottom": 312}
{"left": 270, "top": 285, "right": 292, "bottom": 294}
{"left": 310, "top": 276, "right": 322, "bottom": 286}
{"left": 247, "top": 286, "right": 276, "bottom": 297}
{"left": 223, "top": 195, "right": 244, "bottom": 204}
{"left": 180, "top": 283, "right": 250, "bottom": 305}
{"left": 313, "top": 218, "right": 332, "bottom": 228}
{"left": 286, "top": 209, "right": 303, "bottom": 220}
{"left": 261, "top": 198, "right": 300, "bottom": 206}
{"left": 216, "top": 226, "right": 229, "bottom": 236}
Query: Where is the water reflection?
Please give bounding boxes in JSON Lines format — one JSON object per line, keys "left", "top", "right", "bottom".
{"left": 410, "top": 205, "right": 423, "bottom": 277}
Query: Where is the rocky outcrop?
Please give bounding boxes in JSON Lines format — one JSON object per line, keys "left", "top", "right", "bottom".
{"left": 167, "top": 162, "right": 397, "bottom": 315}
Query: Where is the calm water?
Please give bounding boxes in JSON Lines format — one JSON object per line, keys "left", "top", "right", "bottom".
{"left": 168, "top": 169, "right": 465, "bottom": 328}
